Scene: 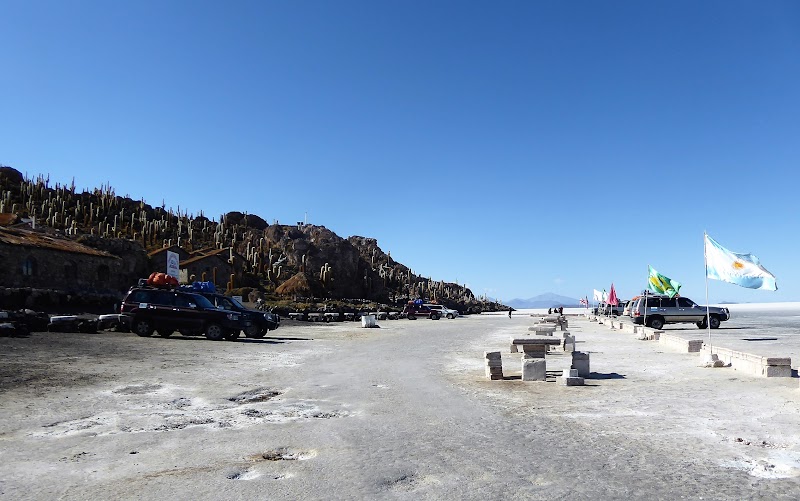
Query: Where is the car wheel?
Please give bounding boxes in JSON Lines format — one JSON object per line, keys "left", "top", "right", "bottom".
{"left": 696, "top": 320, "right": 706, "bottom": 329}
{"left": 204, "top": 323, "right": 225, "bottom": 341}
{"left": 407, "top": 313, "right": 416, "bottom": 320}
{"left": 133, "top": 318, "right": 154, "bottom": 337}
{"left": 244, "top": 324, "right": 260, "bottom": 338}
{"left": 224, "top": 329, "right": 240, "bottom": 341}
{"left": 709, "top": 316, "right": 721, "bottom": 329}
{"left": 431, "top": 313, "right": 440, "bottom": 320}
{"left": 250, "top": 329, "right": 267, "bottom": 339}
{"left": 447, "top": 313, "right": 454, "bottom": 319}
{"left": 649, "top": 317, "right": 664, "bottom": 330}
{"left": 157, "top": 330, "right": 174, "bottom": 338}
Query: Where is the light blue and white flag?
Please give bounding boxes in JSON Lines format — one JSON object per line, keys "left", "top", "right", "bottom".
{"left": 704, "top": 234, "right": 777, "bottom": 291}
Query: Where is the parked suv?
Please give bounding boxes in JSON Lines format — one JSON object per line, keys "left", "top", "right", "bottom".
{"left": 120, "top": 286, "right": 245, "bottom": 341}
{"left": 630, "top": 294, "right": 730, "bottom": 330}
{"left": 424, "top": 304, "right": 459, "bottom": 319}
{"left": 402, "top": 304, "right": 441, "bottom": 320}
{"left": 593, "top": 300, "right": 626, "bottom": 316}
{"left": 197, "top": 292, "right": 280, "bottom": 338}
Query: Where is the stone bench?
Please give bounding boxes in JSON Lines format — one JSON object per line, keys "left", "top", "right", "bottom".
{"left": 528, "top": 325, "right": 556, "bottom": 335}
{"left": 510, "top": 336, "right": 562, "bottom": 357}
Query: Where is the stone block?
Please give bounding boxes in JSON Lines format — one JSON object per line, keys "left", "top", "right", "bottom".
{"left": 562, "top": 335, "right": 575, "bottom": 352}
{"left": 763, "top": 365, "right": 792, "bottom": 378}
{"left": 510, "top": 344, "right": 518, "bottom": 353}
{"left": 563, "top": 369, "right": 579, "bottom": 378}
{"left": 765, "top": 357, "right": 791, "bottom": 366}
{"left": 361, "top": 315, "right": 377, "bottom": 328}
{"left": 522, "top": 359, "right": 546, "bottom": 381}
{"left": 559, "top": 376, "right": 585, "bottom": 386}
{"left": 687, "top": 340, "right": 703, "bottom": 353}
{"left": 571, "top": 351, "right": 590, "bottom": 377}
{"left": 484, "top": 351, "right": 502, "bottom": 360}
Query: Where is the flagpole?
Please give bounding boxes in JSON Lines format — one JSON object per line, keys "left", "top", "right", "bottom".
{"left": 703, "top": 231, "right": 712, "bottom": 352}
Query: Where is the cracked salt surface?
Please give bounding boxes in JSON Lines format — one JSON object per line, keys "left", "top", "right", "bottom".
{"left": 724, "top": 451, "right": 800, "bottom": 479}
{"left": 32, "top": 384, "right": 352, "bottom": 437}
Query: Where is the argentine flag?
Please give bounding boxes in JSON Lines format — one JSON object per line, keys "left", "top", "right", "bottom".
{"left": 704, "top": 234, "right": 777, "bottom": 291}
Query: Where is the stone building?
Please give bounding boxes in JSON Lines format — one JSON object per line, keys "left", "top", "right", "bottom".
{"left": 147, "top": 245, "right": 190, "bottom": 274}
{"left": 180, "top": 247, "right": 246, "bottom": 289}
{"left": 0, "top": 226, "right": 125, "bottom": 293}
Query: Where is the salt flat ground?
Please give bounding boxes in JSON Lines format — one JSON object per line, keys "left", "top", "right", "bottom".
{"left": 2, "top": 313, "right": 800, "bottom": 500}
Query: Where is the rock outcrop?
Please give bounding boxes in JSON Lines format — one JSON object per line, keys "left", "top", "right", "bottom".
{"left": 0, "top": 166, "right": 504, "bottom": 312}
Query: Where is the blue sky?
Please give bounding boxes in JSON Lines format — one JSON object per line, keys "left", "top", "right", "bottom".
{"left": 2, "top": 0, "right": 798, "bottom": 303}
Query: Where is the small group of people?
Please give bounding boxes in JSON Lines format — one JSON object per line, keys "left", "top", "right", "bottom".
{"left": 547, "top": 306, "right": 564, "bottom": 315}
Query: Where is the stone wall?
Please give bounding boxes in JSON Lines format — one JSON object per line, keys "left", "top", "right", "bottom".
{"left": 0, "top": 243, "right": 125, "bottom": 293}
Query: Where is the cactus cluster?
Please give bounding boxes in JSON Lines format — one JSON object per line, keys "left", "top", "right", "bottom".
{"left": 0, "top": 169, "right": 480, "bottom": 307}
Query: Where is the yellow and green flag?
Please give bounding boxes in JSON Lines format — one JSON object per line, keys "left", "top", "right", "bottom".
{"left": 648, "top": 265, "right": 681, "bottom": 298}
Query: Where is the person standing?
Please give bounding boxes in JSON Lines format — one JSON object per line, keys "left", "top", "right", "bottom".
{"left": 508, "top": 308, "right": 512, "bottom": 318}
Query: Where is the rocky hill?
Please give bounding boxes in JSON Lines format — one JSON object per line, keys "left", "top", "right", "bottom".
{"left": 0, "top": 166, "right": 505, "bottom": 313}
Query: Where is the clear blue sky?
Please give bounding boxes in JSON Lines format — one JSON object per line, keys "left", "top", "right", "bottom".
{"left": 2, "top": 0, "right": 798, "bottom": 303}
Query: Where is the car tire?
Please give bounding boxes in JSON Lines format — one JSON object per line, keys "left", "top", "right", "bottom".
{"left": 709, "top": 316, "right": 721, "bottom": 329}
{"left": 649, "top": 317, "right": 664, "bottom": 330}
{"left": 157, "top": 330, "right": 174, "bottom": 338}
{"left": 696, "top": 320, "right": 706, "bottom": 329}
{"left": 250, "top": 329, "right": 267, "bottom": 339}
{"left": 133, "top": 318, "right": 154, "bottom": 337}
{"left": 244, "top": 324, "right": 260, "bottom": 338}
{"left": 447, "top": 313, "right": 454, "bottom": 319}
{"left": 407, "top": 313, "right": 416, "bottom": 320}
{"left": 431, "top": 313, "right": 440, "bottom": 320}
{"left": 204, "top": 323, "right": 225, "bottom": 341}
{"left": 224, "top": 329, "right": 240, "bottom": 341}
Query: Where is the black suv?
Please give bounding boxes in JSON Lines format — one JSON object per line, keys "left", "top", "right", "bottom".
{"left": 402, "top": 304, "right": 441, "bottom": 320}
{"left": 120, "top": 286, "right": 245, "bottom": 341}
{"left": 197, "top": 292, "right": 279, "bottom": 338}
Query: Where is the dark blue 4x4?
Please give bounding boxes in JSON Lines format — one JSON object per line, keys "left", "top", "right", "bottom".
{"left": 119, "top": 286, "right": 245, "bottom": 341}
{"left": 197, "top": 293, "right": 280, "bottom": 338}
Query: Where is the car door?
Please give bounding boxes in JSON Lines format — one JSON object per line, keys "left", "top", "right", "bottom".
{"left": 173, "top": 293, "right": 208, "bottom": 332}
{"left": 660, "top": 297, "right": 678, "bottom": 321}
{"left": 676, "top": 297, "right": 702, "bottom": 322}
{"left": 148, "top": 290, "right": 176, "bottom": 329}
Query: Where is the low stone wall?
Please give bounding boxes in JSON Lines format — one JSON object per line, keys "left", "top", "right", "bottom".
{"left": 658, "top": 332, "right": 703, "bottom": 353}
{"left": 702, "top": 345, "right": 792, "bottom": 378}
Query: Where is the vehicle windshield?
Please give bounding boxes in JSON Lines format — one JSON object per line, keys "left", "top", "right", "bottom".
{"left": 229, "top": 296, "right": 246, "bottom": 309}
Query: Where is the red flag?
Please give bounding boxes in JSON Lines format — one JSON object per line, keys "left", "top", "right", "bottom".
{"left": 607, "top": 284, "right": 618, "bottom": 306}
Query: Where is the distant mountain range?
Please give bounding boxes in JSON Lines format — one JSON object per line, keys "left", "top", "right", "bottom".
{"left": 506, "top": 293, "right": 581, "bottom": 309}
